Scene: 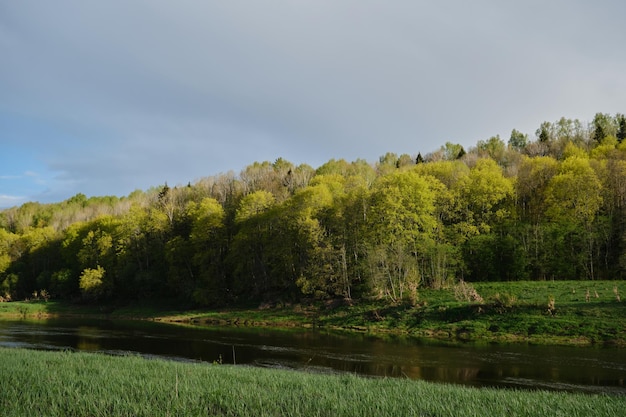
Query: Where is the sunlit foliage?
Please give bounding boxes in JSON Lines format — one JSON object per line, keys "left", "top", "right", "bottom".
{"left": 2, "top": 113, "right": 626, "bottom": 306}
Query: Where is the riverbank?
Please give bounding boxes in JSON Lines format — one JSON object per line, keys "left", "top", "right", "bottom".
{"left": 1, "top": 347, "right": 624, "bottom": 417}
{"left": 1, "top": 280, "right": 625, "bottom": 346}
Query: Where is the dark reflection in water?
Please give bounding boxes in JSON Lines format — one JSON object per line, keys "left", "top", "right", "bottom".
{"left": 0, "top": 318, "right": 624, "bottom": 394}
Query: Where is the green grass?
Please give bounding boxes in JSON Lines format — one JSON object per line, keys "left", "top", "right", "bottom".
{"left": 0, "top": 347, "right": 624, "bottom": 417}
{"left": 2, "top": 280, "right": 626, "bottom": 346}
{"left": 0, "top": 299, "right": 107, "bottom": 318}
{"left": 319, "top": 280, "right": 626, "bottom": 345}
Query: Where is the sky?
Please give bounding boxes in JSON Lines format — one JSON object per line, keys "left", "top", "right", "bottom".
{"left": 1, "top": 1, "right": 625, "bottom": 207}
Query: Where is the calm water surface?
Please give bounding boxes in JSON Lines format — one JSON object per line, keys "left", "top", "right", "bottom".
{"left": 0, "top": 318, "right": 624, "bottom": 394}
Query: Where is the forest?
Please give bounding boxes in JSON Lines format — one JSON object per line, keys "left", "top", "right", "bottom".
{"left": 1, "top": 112, "right": 626, "bottom": 307}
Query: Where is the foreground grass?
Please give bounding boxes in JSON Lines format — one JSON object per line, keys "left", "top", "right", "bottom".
{"left": 2, "top": 280, "right": 626, "bottom": 346}
{"left": 1, "top": 348, "right": 624, "bottom": 417}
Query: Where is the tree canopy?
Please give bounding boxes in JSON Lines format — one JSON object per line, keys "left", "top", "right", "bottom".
{"left": 2, "top": 113, "right": 626, "bottom": 306}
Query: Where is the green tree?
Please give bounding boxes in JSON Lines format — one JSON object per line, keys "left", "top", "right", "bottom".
{"left": 562, "top": 141, "right": 589, "bottom": 159}
{"left": 508, "top": 129, "right": 528, "bottom": 150}
{"left": 554, "top": 117, "right": 587, "bottom": 145}
{"left": 316, "top": 159, "right": 352, "bottom": 176}
{"left": 476, "top": 135, "right": 506, "bottom": 162}
{"left": 617, "top": 113, "right": 626, "bottom": 143}
{"left": 49, "top": 269, "right": 77, "bottom": 298}
{"left": 79, "top": 265, "right": 107, "bottom": 300}
{"left": 187, "top": 198, "right": 226, "bottom": 305}
{"left": 0, "top": 229, "right": 17, "bottom": 274}
{"left": 335, "top": 177, "right": 371, "bottom": 297}
{"left": 516, "top": 156, "right": 558, "bottom": 223}
{"left": 592, "top": 113, "right": 617, "bottom": 143}
{"left": 235, "top": 191, "right": 276, "bottom": 223}
{"left": 366, "top": 171, "right": 440, "bottom": 301}
{"left": 6, "top": 226, "right": 60, "bottom": 298}
{"left": 77, "top": 229, "right": 113, "bottom": 270}
{"left": 413, "top": 161, "right": 469, "bottom": 262}
{"left": 536, "top": 121, "right": 554, "bottom": 143}
{"left": 114, "top": 205, "right": 170, "bottom": 299}
{"left": 545, "top": 157, "right": 602, "bottom": 225}
{"left": 0, "top": 229, "right": 18, "bottom": 297}
{"left": 376, "top": 152, "right": 399, "bottom": 176}
{"left": 290, "top": 176, "right": 343, "bottom": 299}
{"left": 442, "top": 142, "right": 466, "bottom": 160}
{"left": 463, "top": 228, "right": 528, "bottom": 282}
{"left": 396, "top": 153, "right": 414, "bottom": 168}
{"left": 456, "top": 159, "right": 514, "bottom": 235}
{"left": 545, "top": 157, "right": 603, "bottom": 279}
{"left": 514, "top": 156, "right": 559, "bottom": 279}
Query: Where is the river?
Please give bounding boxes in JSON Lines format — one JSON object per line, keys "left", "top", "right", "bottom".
{"left": 0, "top": 318, "right": 624, "bottom": 394}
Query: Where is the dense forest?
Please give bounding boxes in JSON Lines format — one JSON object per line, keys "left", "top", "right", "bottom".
{"left": 1, "top": 113, "right": 626, "bottom": 306}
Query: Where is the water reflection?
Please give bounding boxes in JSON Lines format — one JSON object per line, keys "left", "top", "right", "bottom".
{"left": 76, "top": 326, "right": 103, "bottom": 351}
{"left": 0, "top": 318, "right": 624, "bottom": 394}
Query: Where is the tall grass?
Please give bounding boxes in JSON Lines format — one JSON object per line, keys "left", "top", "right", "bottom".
{"left": 0, "top": 347, "right": 624, "bottom": 417}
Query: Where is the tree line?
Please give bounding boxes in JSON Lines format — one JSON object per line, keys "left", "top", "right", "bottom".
{"left": 1, "top": 113, "right": 625, "bottom": 306}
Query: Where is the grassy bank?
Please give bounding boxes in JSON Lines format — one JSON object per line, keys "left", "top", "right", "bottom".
{"left": 1, "top": 347, "right": 624, "bottom": 417}
{"left": 153, "top": 280, "right": 626, "bottom": 346}
{"left": 2, "top": 280, "right": 625, "bottom": 346}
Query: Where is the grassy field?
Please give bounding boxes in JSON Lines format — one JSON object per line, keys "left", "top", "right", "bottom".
{"left": 152, "top": 280, "right": 626, "bottom": 346}
{"left": 0, "top": 347, "right": 624, "bottom": 417}
{"left": 1, "top": 280, "right": 625, "bottom": 346}
{"left": 337, "top": 280, "right": 626, "bottom": 346}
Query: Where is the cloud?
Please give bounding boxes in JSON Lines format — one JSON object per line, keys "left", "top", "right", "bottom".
{"left": 1, "top": 1, "right": 625, "bottom": 204}
{"left": 0, "top": 194, "right": 26, "bottom": 208}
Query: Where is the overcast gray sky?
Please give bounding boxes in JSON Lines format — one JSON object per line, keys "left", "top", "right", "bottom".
{"left": 1, "top": 0, "right": 625, "bottom": 206}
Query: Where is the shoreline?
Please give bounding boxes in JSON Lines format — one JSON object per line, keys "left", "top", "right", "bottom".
{"left": 2, "top": 303, "right": 624, "bottom": 348}
{"left": 2, "top": 280, "right": 625, "bottom": 348}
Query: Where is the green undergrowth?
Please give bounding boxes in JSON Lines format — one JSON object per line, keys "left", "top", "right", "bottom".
{"left": 2, "top": 280, "right": 625, "bottom": 346}
{"left": 1, "top": 347, "right": 624, "bottom": 417}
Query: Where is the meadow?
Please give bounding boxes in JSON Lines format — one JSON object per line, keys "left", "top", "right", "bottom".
{"left": 153, "top": 280, "right": 626, "bottom": 346}
{"left": 1, "top": 347, "right": 624, "bottom": 417}
{"left": 2, "top": 280, "right": 625, "bottom": 346}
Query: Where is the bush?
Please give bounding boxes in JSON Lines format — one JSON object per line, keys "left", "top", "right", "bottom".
{"left": 490, "top": 292, "right": 517, "bottom": 311}
{"left": 453, "top": 280, "right": 483, "bottom": 303}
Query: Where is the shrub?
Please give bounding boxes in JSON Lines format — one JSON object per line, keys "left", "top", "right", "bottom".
{"left": 453, "top": 280, "right": 483, "bottom": 303}
{"left": 490, "top": 292, "right": 517, "bottom": 311}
